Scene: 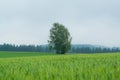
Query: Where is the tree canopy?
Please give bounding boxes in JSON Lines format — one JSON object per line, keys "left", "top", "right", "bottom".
{"left": 48, "top": 23, "right": 72, "bottom": 54}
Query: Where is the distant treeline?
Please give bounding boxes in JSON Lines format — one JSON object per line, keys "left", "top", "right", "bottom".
{"left": 71, "top": 46, "right": 120, "bottom": 53}
{"left": 0, "top": 44, "right": 51, "bottom": 52}
{"left": 0, "top": 43, "right": 120, "bottom": 53}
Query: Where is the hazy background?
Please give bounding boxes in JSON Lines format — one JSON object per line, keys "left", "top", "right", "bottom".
{"left": 0, "top": 0, "right": 120, "bottom": 47}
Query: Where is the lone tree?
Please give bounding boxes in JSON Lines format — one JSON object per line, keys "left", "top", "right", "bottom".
{"left": 48, "top": 23, "right": 72, "bottom": 54}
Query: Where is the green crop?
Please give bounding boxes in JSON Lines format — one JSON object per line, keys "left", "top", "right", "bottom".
{"left": 0, "top": 52, "right": 120, "bottom": 80}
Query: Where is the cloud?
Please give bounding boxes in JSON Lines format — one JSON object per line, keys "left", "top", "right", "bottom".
{"left": 0, "top": 0, "right": 120, "bottom": 46}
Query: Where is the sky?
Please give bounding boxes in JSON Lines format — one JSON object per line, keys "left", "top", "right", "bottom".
{"left": 0, "top": 0, "right": 120, "bottom": 47}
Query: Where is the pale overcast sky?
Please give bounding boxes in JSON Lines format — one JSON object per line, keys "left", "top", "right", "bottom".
{"left": 0, "top": 0, "right": 120, "bottom": 47}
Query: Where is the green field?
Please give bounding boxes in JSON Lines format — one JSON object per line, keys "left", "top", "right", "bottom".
{"left": 0, "top": 51, "right": 55, "bottom": 58}
{"left": 0, "top": 52, "right": 120, "bottom": 80}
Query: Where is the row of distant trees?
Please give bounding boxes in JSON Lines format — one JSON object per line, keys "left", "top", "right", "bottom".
{"left": 0, "top": 43, "right": 120, "bottom": 53}
{"left": 0, "top": 44, "right": 51, "bottom": 52}
{"left": 71, "top": 46, "right": 120, "bottom": 53}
